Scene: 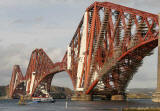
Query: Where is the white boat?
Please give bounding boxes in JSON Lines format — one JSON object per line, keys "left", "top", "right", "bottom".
{"left": 32, "top": 97, "right": 55, "bottom": 103}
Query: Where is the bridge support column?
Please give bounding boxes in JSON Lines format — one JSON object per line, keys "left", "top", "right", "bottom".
{"left": 111, "top": 95, "right": 125, "bottom": 101}
{"left": 71, "top": 93, "right": 92, "bottom": 101}
{"left": 152, "top": 14, "right": 160, "bottom": 102}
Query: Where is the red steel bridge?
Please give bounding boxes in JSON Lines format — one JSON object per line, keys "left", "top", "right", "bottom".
{"left": 9, "top": 2, "right": 159, "bottom": 100}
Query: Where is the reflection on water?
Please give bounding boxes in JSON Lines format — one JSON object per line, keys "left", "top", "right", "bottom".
{"left": 0, "top": 99, "right": 159, "bottom": 111}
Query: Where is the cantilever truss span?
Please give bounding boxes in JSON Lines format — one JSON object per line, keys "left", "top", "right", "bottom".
{"left": 9, "top": 2, "right": 159, "bottom": 98}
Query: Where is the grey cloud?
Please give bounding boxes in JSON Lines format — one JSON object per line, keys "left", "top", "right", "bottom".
{"left": 34, "top": 16, "right": 44, "bottom": 23}
{"left": 11, "top": 19, "right": 26, "bottom": 24}
{"left": 0, "top": 0, "right": 86, "bottom": 7}
{"left": 52, "top": 72, "right": 74, "bottom": 89}
{"left": 11, "top": 17, "right": 44, "bottom": 25}
{"left": 46, "top": 47, "right": 66, "bottom": 62}
{"left": 0, "top": 43, "right": 28, "bottom": 85}
{"left": 0, "top": 0, "right": 159, "bottom": 9}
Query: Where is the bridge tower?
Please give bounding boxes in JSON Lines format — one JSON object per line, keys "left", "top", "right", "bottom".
{"left": 152, "top": 14, "right": 160, "bottom": 102}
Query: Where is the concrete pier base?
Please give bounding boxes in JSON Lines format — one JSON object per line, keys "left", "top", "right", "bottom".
{"left": 111, "top": 95, "right": 125, "bottom": 100}
{"left": 152, "top": 91, "right": 160, "bottom": 102}
{"left": 71, "top": 94, "right": 92, "bottom": 101}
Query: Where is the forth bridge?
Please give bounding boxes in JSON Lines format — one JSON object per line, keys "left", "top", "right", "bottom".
{"left": 9, "top": 1, "right": 160, "bottom": 102}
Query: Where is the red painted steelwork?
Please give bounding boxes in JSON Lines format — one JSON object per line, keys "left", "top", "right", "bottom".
{"left": 9, "top": 1, "right": 159, "bottom": 98}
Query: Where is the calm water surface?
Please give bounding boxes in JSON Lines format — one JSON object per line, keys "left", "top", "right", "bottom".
{"left": 0, "top": 99, "right": 160, "bottom": 111}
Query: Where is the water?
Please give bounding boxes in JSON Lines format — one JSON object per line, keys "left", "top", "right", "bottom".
{"left": 0, "top": 99, "right": 160, "bottom": 111}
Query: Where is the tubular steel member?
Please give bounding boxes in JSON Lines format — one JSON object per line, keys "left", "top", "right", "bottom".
{"left": 82, "top": 2, "right": 158, "bottom": 100}
{"left": 10, "top": 2, "right": 159, "bottom": 101}
{"left": 69, "top": 1, "right": 158, "bottom": 100}
{"left": 9, "top": 65, "right": 25, "bottom": 98}
{"left": 26, "top": 49, "right": 71, "bottom": 98}
{"left": 9, "top": 49, "right": 73, "bottom": 99}
{"left": 152, "top": 14, "right": 160, "bottom": 102}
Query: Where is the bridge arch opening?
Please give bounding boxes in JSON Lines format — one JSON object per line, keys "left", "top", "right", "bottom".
{"left": 51, "top": 72, "right": 74, "bottom": 90}
{"left": 31, "top": 71, "right": 74, "bottom": 98}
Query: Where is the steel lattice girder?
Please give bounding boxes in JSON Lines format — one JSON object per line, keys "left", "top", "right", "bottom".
{"left": 9, "top": 2, "right": 159, "bottom": 98}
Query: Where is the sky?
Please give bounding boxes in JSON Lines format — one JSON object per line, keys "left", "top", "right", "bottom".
{"left": 0, "top": 0, "right": 159, "bottom": 89}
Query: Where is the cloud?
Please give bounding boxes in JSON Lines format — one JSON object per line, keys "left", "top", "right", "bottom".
{"left": 47, "top": 48, "right": 65, "bottom": 62}
{"left": 34, "top": 16, "right": 44, "bottom": 22}
{"left": 52, "top": 72, "right": 74, "bottom": 89}
{"left": 0, "top": 43, "right": 28, "bottom": 85}
{"left": 0, "top": 0, "right": 159, "bottom": 11}
{"left": 11, "top": 19, "right": 25, "bottom": 24}
{"left": 0, "top": 0, "right": 86, "bottom": 7}
{"left": 11, "top": 16, "right": 44, "bottom": 25}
